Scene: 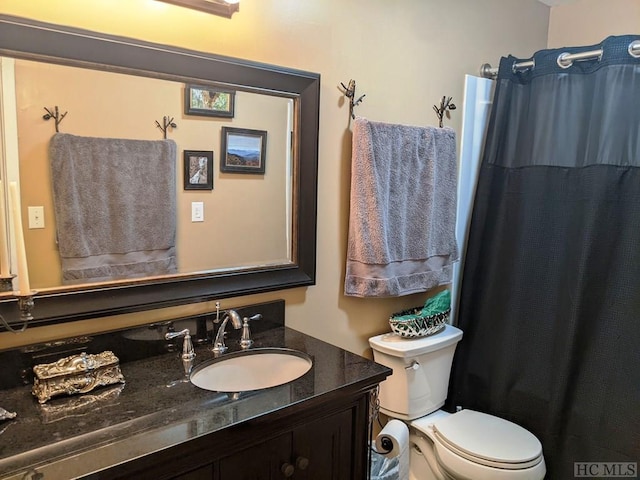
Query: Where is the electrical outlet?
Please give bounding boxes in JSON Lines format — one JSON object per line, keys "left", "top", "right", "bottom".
{"left": 191, "top": 202, "right": 204, "bottom": 222}
{"left": 28, "top": 206, "right": 45, "bottom": 229}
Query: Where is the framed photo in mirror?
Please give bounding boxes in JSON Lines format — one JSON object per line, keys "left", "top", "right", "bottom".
{"left": 184, "top": 150, "right": 214, "bottom": 190}
{"left": 185, "top": 84, "right": 235, "bottom": 118}
{"left": 221, "top": 127, "right": 267, "bottom": 174}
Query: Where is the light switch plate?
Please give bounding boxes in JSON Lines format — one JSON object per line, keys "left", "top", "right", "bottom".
{"left": 28, "top": 206, "right": 45, "bottom": 229}
{"left": 191, "top": 202, "right": 204, "bottom": 222}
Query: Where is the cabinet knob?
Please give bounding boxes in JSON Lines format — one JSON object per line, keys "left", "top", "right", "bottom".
{"left": 281, "top": 463, "right": 295, "bottom": 477}
{"left": 296, "top": 456, "right": 309, "bottom": 470}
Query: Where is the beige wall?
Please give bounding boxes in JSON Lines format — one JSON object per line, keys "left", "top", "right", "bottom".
{"left": 0, "top": 0, "right": 550, "bottom": 355}
{"left": 548, "top": 0, "right": 640, "bottom": 47}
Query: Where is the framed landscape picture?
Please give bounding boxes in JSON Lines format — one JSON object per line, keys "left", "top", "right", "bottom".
{"left": 184, "top": 150, "right": 214, "bottom": 190}
{"left": 220, "top": 127, "right": 267, "bottom": 174}
{"left": 185, "top": 84, "right": 235, "bottom": 118}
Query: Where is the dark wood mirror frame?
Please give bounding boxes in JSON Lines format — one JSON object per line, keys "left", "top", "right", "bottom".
{"left": 0, "top": 15, "right": 319, "bottom": 329}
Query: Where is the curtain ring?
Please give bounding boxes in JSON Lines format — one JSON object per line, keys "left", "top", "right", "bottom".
{"left": 629, "top": 40, "right": 640, "bottom": 58}
{"left": 557, "top": 52, "right": 572, "bottom": 69}
{"left": 512, "top": 58, "right": 534, "bottom": 74}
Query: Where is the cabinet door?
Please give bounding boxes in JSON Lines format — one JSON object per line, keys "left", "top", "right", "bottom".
{"left": 172, "top": 464, "right": 214, "bottom": 480}
{"left": 291, "top": 408, "right": 354, "bottom": 480}
{"left": 217, "top": 406, "right": 359, "bottom": 480}
{"left": 218, "top": 432, "right": 293, "bottom": 480}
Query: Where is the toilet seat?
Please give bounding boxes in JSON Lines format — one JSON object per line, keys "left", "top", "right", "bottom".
{"left": 412, "top": 410, "right": 544, "bottom": 470}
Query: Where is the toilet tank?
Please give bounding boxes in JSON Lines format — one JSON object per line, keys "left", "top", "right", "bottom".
{"left": 369, "top": 324, "right": 463, "bottom": 420}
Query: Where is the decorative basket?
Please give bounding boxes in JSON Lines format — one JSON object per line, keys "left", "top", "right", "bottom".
{"left": 389, "top": 308, "right": 450, "bottom": 338}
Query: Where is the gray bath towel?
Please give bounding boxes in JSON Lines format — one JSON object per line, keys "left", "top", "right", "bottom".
{"left": 50, "top": 133, "right": 177, "bottom": 284}
{"left": 345, "top": 117, "right": 458, "bottom": 297}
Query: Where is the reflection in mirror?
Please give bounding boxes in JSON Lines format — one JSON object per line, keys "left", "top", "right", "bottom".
{"left": 0, "top": 15, "right": 319, "bottom": 328}
{"left": 7, "top": 58, "right": 294, "bottom": 290}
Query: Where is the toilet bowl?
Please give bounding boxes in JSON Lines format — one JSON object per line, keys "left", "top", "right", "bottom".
{"left": 369, "top": 325, "right": 546, "bottom": 480}
{"left": 408, "top": 409, "right": 545, "bottom": 480}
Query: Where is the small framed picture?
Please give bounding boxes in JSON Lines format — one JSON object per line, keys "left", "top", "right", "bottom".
{"left": 185, "top": 84, "right": 235, "bottom": 118}
{"left": 184, "top": 150, "right": 214, "bottom": 190}
{"left": 220, "top": 127, "right": 267, "bottom": 174}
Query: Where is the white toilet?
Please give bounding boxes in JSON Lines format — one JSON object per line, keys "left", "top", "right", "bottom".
{"left": 369, "top": 325, "right": 546, "bottom": 480}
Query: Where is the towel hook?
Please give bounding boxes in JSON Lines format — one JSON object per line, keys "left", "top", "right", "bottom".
{"left": 42, "top": 106, "right": 68, "bottom": 133}
{"left": 432, "top": 96, "right": 456, "bottom": 128}
{"left": 339, "top": 79, "right": 366, "bottom": 120}
{"left": 155, "top": 115, "right": 177, "bottom": 139}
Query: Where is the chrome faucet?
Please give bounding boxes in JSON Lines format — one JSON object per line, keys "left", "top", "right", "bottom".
{"left": 239, "top": 313, "right": 262, "bottom": 349}
{"left": 165, "top": 328, "right": 196, "bottom": 375}
{"left": 212, "top": 310, "right": 242, "bottom": 355}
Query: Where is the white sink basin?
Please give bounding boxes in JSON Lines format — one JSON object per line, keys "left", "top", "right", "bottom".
{"left": 190, "top": 348, "right": 312, "bottom": 393}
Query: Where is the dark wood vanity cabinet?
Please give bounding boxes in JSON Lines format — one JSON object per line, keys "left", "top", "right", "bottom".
{"left": 216, "top": 407, "right": 354, "bottom": 479}
{"left": 1, "top": 324, "right": 392, "bottom": 479}
{"left": 107, "top": 389, "right": 373, "bottom": 480}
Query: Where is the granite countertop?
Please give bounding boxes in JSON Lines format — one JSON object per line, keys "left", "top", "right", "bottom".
{"left": 0, "top": 323, "right": 389, "bottom": 479}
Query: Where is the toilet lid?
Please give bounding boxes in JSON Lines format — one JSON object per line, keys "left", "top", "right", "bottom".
{"left": 427, "top": 410, "right": 543, "bottom": 469}
{"left": 369, "top": 324, "right": 463, "bottom": 358}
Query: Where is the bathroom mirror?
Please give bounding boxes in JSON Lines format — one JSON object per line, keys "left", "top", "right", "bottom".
{"left": 0, "top": 15, "right": 319, "bottom": 328}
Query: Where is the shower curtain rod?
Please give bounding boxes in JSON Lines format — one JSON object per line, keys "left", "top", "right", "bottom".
{"left": 480, "top": 39, "right": 640, "bottom": 79}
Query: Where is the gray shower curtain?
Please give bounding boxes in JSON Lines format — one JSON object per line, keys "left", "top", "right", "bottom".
{"left": 448, "top": 36, "right": 640, "bottom": 478}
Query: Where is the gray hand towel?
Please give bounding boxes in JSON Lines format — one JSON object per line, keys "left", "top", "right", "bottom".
{"left": 50, "top": 133, "right": 177, "bottom": 284}
{"left": 345, "top": 117, "right": 458, "bottom": 297}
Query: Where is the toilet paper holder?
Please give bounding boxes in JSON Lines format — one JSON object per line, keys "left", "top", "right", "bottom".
{"left": 378, "top": 436, "right": 394, "bottom": 452}
{"left": 374, "top": 419, "right": 410, "bottom": 457}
